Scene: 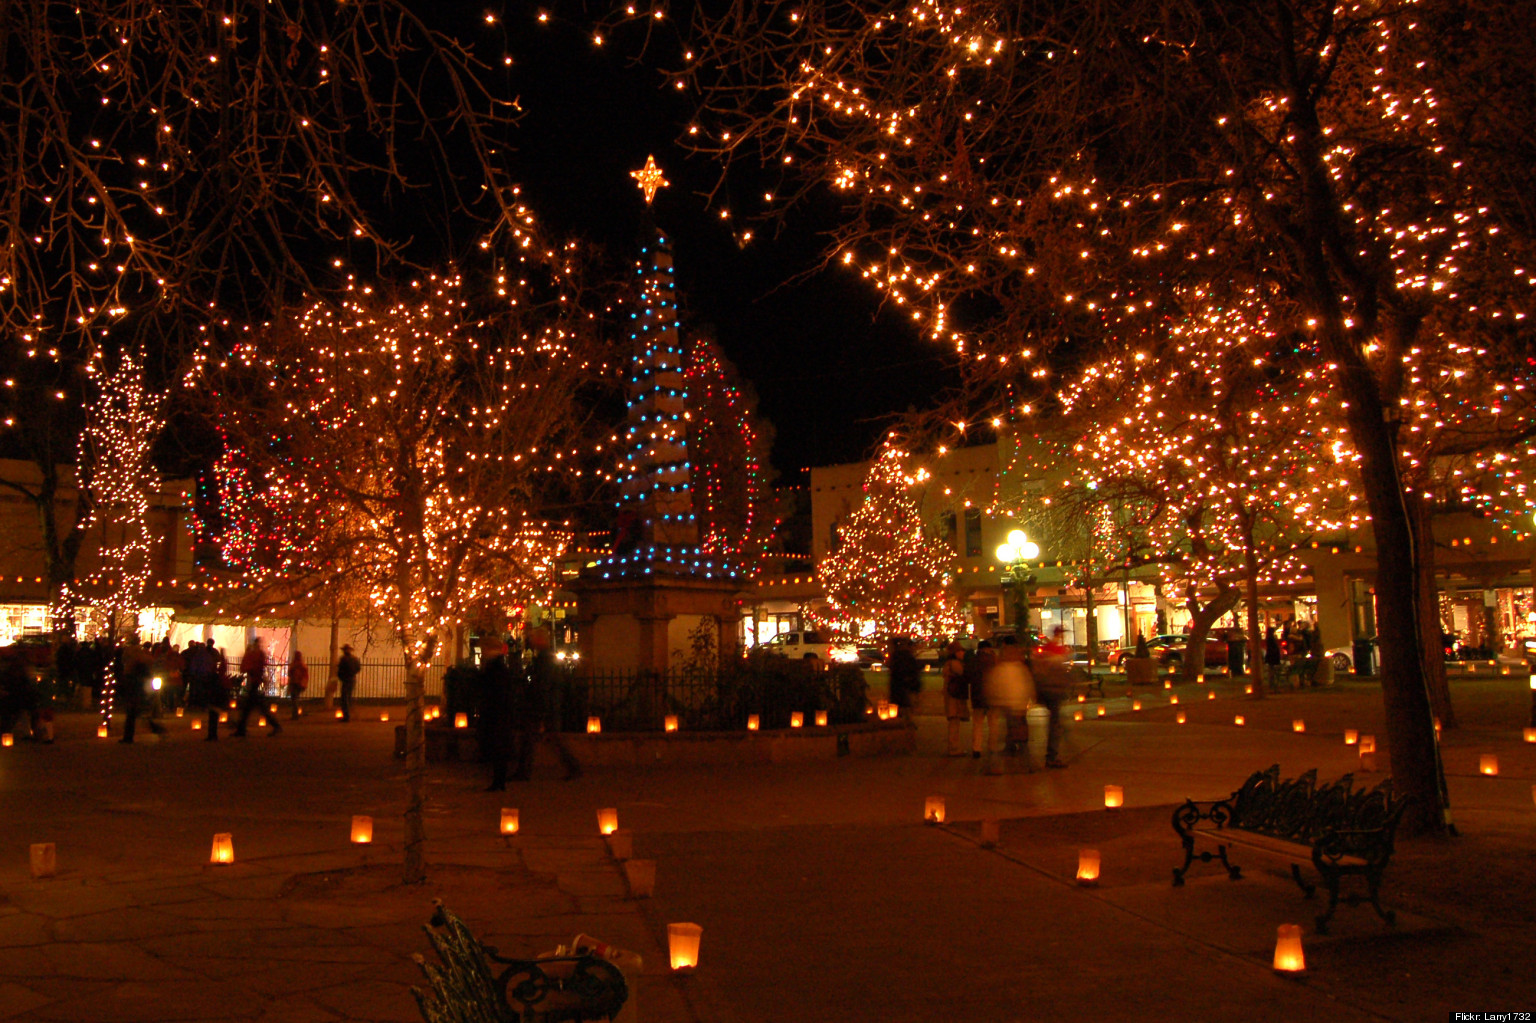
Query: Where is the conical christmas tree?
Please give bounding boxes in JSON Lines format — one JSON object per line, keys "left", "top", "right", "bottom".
{"left": 816, "top": 446, "right": 963, "bottom": 640}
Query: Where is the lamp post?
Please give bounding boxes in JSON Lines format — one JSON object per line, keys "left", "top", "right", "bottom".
{"left": 996, "top": 530, "right": 1040, "bottom": 642}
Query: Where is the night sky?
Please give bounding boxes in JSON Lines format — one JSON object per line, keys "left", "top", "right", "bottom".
{"left": 472, "top": 6, "right": 960, "bottom": 476}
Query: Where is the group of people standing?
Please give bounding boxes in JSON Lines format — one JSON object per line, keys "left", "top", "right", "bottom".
{"left": 1263, "top": 619, "right": 1327, "bottom": 689}
{"left": 939, "top": 628, "right": 1073, "bottom": 770}
{"left": 475, "top": 630, "right": 581, "bottom": 789}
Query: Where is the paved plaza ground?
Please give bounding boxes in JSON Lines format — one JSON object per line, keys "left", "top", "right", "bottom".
{"left": 2, "top": 673, "right": 1534, "bottom": 1021}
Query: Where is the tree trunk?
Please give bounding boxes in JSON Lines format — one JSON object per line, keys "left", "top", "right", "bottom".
{"left": 1182, "top": 590, "right": 1237, "bottom": 682}
{"left": 1411, "top": 497, "right": 1455, "bottom": 729}
{"left": 1244, "top": 534, "right": 1263, "bottom": 699}
{"left": 403, "top": 654, "right": 428, "bottom": 884}
{"left": 1084, "top": 581, "right": 1099, "bottom": 665}
{"left": 326, "top": 616, "right": 340, "bottom": 711}
{"left": 1346, "top": 403, "right": 1448, "bottom": 836}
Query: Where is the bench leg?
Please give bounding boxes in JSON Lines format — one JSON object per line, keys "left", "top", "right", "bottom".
{"left": 1173, "top": 837, "right": 1194, "bottom": 887}
{"left": 1366, "top": 868, "right": 1397, "bottom": 927}
{"left": 1216, "top": 843, "right": 1241, "bottom": 880}
{"left": 1173, "top": 839, "right": 1241, "bottom": 887}
{"left": 1315, "top": 869, "right": 1342, "bottom": 934}
{"left": 1289, "top": 864, "right": 1317, "bottom": 898}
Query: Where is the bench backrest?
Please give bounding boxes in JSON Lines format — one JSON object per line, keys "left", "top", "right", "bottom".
{"left": 1228, "top": 765, "right": 1398, "bottom": 842}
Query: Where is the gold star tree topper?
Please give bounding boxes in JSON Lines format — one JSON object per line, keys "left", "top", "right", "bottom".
{"left": 631, "top": 154, "right": 669, "bottom": 204}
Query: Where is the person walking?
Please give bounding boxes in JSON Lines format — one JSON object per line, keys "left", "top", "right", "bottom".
{"left": 285, "top": 650, "right": 309, "bottom": 719}
{"left": 118, "top": 637, "right": 165, "bottom": 744}
{"left": 232, "top": 638, "right": 281, "bottom": 737}
{"left": 941, "top": 641, "right": 969, "bottom": 756}
{"left": 971, "top": 640, "right": 1001, "bottom": 761}
{"left": 1032, "top": 627, "right": 1072, "bottom": 768}
{"left": 336, "top": 644, "right": 361, "bottom": 721}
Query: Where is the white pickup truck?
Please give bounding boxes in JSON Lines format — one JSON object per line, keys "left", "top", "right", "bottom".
{"left": 759, "top": 629, "right": 859, "bottom": 663}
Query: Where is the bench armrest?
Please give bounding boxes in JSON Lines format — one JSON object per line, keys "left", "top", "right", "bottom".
{"left": 1172, "top": 797, "right": 1238, "bottom": 840}
{"left": 1312, "top": 825, "right": 1397, "bottom": 869}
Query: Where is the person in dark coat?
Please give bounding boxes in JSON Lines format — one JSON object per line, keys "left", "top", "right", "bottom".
{"left": 887, "top": 636, "right": 920, "bottom": 717}
{"left": 336, "top": 644, "right": 361, "bottom": 721}
{"left": 517, "top": 629, "right": 581, "bottom": 781}
{"left": 1264, "top": 626, "right": 1283, "bottom": 690}
{"left": 478, "top": 636, "right": 516, "bottom": 791}
{"left": 183, "top": 640, "right": 220, "bottom": 739}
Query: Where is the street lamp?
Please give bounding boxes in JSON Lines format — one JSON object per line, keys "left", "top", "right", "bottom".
{"left": 996, "top": 530, "right": 1040, "bottom": 641}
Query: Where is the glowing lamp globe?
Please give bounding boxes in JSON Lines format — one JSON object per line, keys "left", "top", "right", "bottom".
{"left": 0, "top": 733, "right": 11, "bottom": 748}
{"left": 664, "top": 715, "right": 679, "bottom": 733}
{"left": 1234, "top": 715, "right": 1245, "bottom": 727}
{"left": 1207, "top": 690, "right": 1216, "bottom": 701}
{"left": 1273, "top": 924, "right": 1306, "bottom": 974}
{"left": 1169, "top": 694, "right": 1179, "bottom": 705}
{"left": 597, "top": 808, "right": 619, "bottom": 835}
{"left": 191, "top": 718, "right": 203, "bottom": 731}
{"left": 454, "top": 713, "right": 469, "bottom": 729}
{"left": 1077, "top": 849, "right": 1101, "bottom": 886}
{"left": 924, "top": 796, "right": 946, "bottom": 824}
{"left": 335, "top": 709, "right": 344, "bottom": 719}
{"left": 175, "top": 707, "right": 184, "bottom": 718}
{"left": 1292, "top": 720, "right": 1305, "bottom": 733}
{"left": 1524, "top": 728, "right": 1536, "bottom": 744}
{"left": 1104, "top": 785, "right": 1124, "bottom": 810}
{"left": 1073, "top": 710, "right": 1084, "bottom": 722}
{"left": 350, "top": 816, "right": 373, "bottom": 844}
{"left": 1176, "top": 710, "right": 1187, "bottom": 724}
{"left": 210, "top": 833, "right": 234, "bottom": 865}
{"left": 667, "top": 922, "right": 703, "bottom": 972}
{"left": 96, "top": 723, "right": 109, "bottom": 739}
{"left": 746, "top": 714, "right": 760, "bottom": 731}
{"left": 1480, "top": 755, "right": 1499, "bottom": 776}
{"left": 815, "top": 710, "right": 829, "bottom": 727}
{"left": 587, "top": 716, "right": 602, "bottom": 734}
{"left": 1344, "top": 730, "right": 1358, "bottom": 745}
{"left": 790, "top": 712, "right": 804, "bottom": 728}
{"left": 500, "top": 808, "right": 519, "bottom": 835}
{"left": 1096, "top": 705, "right": 1107, "bottom": 718}
{"left": 1359, "top": 735, "right": 1376, "bottom": 754}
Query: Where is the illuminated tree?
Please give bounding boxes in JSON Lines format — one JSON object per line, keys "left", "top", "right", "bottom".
{"left": 672, "top": 0, "right": 1536, "bottom": 833}
{"left": 815, "top": 444, "right": 963, "bottom": 640}
{"left": 1053, "top": 302, "right": 1363, "bottom": 682}
{"left": 68, "top": 351, "right": 165, "bottom": 724}
{"left": 0, "top": 0, "right": 529, "bottom": 614}
{"left": 206, "top": 269, "right": 605, "bottom": 883}
{"left": 685, "top": 332, "right": 781, "bottom": 572}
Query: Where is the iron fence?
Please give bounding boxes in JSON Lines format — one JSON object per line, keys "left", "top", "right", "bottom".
{"left": 256, "top": 659, "right": 451, "bottom": 700}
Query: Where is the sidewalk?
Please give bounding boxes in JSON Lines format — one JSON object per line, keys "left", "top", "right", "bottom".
{"left": 1, "top": 675, "right": 1532, "bottom": 1021}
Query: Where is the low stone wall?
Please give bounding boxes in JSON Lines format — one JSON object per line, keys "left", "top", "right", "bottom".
{"left": 408, "top": 720, "right": 915, "bottom": 765}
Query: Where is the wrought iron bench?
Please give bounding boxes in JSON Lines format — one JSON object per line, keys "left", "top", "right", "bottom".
{"left": 1171, "top": 765, "right": 1407, "bottom": 933}
{"left": 1070, "top": 667, "right": 1105, "bottom": 700}
{"left": 413, "top": 903, "right": 629, "bottom": 1022}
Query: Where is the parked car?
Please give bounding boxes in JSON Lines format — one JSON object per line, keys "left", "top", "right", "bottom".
{"left": 1123, "top": 633, "right": 1233, "bottom": 668}
{"left": 1325, "top": 646, "right": 1354, "bottom": 671}
{"left": 759, "top": 630, "right": 858, "bottom": 663}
